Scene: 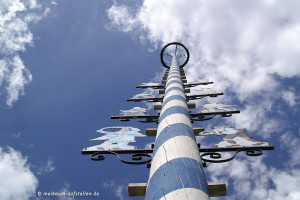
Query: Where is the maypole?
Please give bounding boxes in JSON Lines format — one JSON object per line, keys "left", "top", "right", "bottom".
{"left": 82, "top": 42, "right": 274, "bottom": 200}
{"left": 145, "top": 45, "right": 209, "bottom": 199}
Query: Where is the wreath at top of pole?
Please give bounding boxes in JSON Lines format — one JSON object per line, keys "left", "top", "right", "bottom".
{"left": 160, "top": 42, "right": 190, "bottom": 68}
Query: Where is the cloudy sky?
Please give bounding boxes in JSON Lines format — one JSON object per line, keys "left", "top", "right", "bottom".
{"left": 1, "top": 0, "right": 300, "bottom": 200}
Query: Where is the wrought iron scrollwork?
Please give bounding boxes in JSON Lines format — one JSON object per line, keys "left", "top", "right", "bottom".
{"left": 84, "top": 147, "right": 271, "bottom": 168}
{"left": 120, "top": 118, "right": 130, "bottom": 122}
{"left": 135, "top": 117, "right": 158, "bottom": 123}
{"left": 245, "top": 149, "right": 263, "bottom": 156}
{"left": 201, "top": 148, "right": 263, "bottom": 167}
{"left": 186, "top": 93, "right": 223, "bottom": 101}
{"left": 111, "top": 115, "right": 160, "bottom": 123}
{"left": 191, "top": 114, "right": 217, "bottom": 122}
{"left": 221, "top": 113, "right": 232, "bottom": 117}
{"left": 190, "top": 110, "right": 240, "bottom": 122}
{"left": 160, "top": 42, "right": 190, "bottom": 68}
{"left": 90, "top": 151, "right": 152, "bottom": 168}
{"left": 187, "top": 96, "right": 204, "bottom": 101}
{"left": 90, "top": 153, "right": 105, "bottom": 161}
{"left": 127, "top": 98, "right": 163, "bottom": 103}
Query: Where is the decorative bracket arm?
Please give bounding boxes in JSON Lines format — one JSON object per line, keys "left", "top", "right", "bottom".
{"left": 90, "top": 151, "right": 152, "bottom": 168}
{"left": 190, "top": 110, "right": 240, "bottom": 122}
{"left": 127, "top": 97, "right": 163, "bottom": 103}
{"left": 187, "top": 93, "right": 224, "bottom": 101}
{"left": 136, "top": 84, "right": 164, "bottom": 89}
{"left": 111, "top": 115, "right": 160, "bottom": 123}
{"left": 200, "top": 148, "right": 264, "bottom": 167}
{"left": 82, "top": 145, "right": 274, "bottom": 168}
{"left": 184, "top": 81, "right": 214, "bottom": 88}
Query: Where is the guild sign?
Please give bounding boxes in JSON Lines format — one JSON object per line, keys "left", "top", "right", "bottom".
{"left": 132, "top": 93, "right": 155, "bottom": 99}
{"left": 119, "top": 107, "right": 148, "bottom": 116}
{"left": 86, "top": 126, "right": 146, "bottom": 150}
{"left": 201, "top": 103, "right": 238, "bottom": 113}
{"left": 201, "top": 126, "right": 272, "bottom": 148}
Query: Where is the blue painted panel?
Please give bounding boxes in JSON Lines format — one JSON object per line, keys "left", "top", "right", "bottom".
{"left": 86, "top": 126, "right": 145, "bottom": 150}
{"left": 201, "top": 126, "right": 272, "bottom": 148}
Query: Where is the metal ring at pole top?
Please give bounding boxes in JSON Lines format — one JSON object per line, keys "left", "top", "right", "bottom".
{"left": 160, "top": 42, "right": 190, "bottom": 68}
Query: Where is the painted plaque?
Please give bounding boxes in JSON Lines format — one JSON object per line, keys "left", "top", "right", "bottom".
{"left": 184, "top": 79, "right": 211, "bottom": 87}
{"left": 86, "top": 126, "right": 146, "bottom": 150}
{"left": 140, "top": 82, "right": 161, "bottom": 87}
{"left": 194, "top": 88, "right": 219, "bottom": 95}
{"left": 201, "top": 103, "right": 238, "bottom": 113}
{"left": 132, "top": 93, "right": 155, "bottom": 99}
{"left": 189, "top": 79, "right": 210, "bottom": 84}
{"left": 119, "top": 107, "right": 148, "bottom": 116}
{"left": 201, "top": 126, "right": 271, "bottom": 148}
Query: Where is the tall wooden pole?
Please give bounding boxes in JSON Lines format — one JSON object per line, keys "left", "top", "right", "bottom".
{"left": 145, "top": 53, "right": 210, "bottom": 199}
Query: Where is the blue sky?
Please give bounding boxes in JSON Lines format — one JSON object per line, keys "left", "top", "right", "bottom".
{"left": 1, "top": 0, "right": 300, "bottom": 200}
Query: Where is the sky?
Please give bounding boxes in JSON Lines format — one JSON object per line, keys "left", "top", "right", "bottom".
{"left": 0, "top": 0, "right": 300, "bottom": 200}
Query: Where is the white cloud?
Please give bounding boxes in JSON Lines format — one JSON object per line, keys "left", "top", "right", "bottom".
{"left": 57, "top": 182, "right": 75, "bottom": 200}
{"left": 282, "top": 90, "right": 298, "bottom": 107}
{"left": 115, "top": 185, "right": 125, "bottom": 200}
{"left": 51, "top": 1, "right": 58, "bottom": 6}
{"left": 25, "top": 7, "right": 50, "bottom": 24}
{"left": 268, "top": 169, "right": 300, "bottom": 200}
{"left": 107, "top": 5, "right": 138, "bottom": 33}
{"left": 0, "top": 146, "right": 38, "bottom": 200}
{"left": 37, "top": 156, "right": 55, "bottom": 175}
{"left": 102, "top": 180, "right": 125, "bottom": 200}
{"left": 206, "top": 155, "right": 300, "bottom": 200}
{"left": 0, "top": 0, "right": 49, "bottom": 107}
{"left": 11, "top": 131, "right": 22, "bottom": 138}
{"left": 106, "top": 1, "right": 300, "bottom": 200}
{"left": 144, "top": 142, "right": 152, "bottom": 149}
{"left": 228, "top": 101, "right": 282, "bottom": 138}
{"left": 280, "top": 131, "right": 300, "bottom": 167}
{"left": 106, "top": 0, "right": 300, "bottom": 139}
{"left": 5, "top": 55, "right": 32, "bottom": 107}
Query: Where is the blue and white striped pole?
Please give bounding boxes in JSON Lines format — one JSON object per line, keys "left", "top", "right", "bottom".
{"left": 145, "top": 54, "right": 210, "bottom": 199}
